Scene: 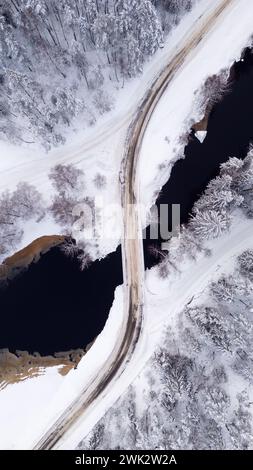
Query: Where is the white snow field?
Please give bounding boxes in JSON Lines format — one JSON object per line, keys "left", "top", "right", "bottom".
{"left": 0, "top": 0, "right": 253, "bottom": 450}
{"left": 0, "top": 367, "right": 64, "bottom": 450}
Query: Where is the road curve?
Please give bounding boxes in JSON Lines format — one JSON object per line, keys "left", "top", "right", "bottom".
{"left": 33, "top": 0, "right": 234, "bottom": 450}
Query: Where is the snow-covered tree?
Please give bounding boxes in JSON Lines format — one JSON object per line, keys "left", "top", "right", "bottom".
{"left": 76, "top": 240, "right": 92, "bottom": 271}
{"left": 49, "top": 193, "right": 76, "bottom": 227}
{"left": 11, "top": 182, "right": 43, "bottom": 220}
{"left": 199, "top": 385, "right": 230, "bottom": 422}
{"left": 49, "top": 163, "right": 85, "bottom": 196}
{"left": 0, "top": 182, "right": 43, "bottom": 223}
{"left": 210, "top": 276, "right": 237, "bottom": 304}
{"left": 193, "top": 174, "right": 243, "bottom": 214}
{"left": 92, "top": 89, "right": 112, "bottom": 115}
{"left": 0, "top": 219, "right": 23, "bottom": 257}
{"left": 60, "top": 238, "right": 91, "bottom": 271}
{"left": 237, "top": 249, "right": 253, "bottom": 281}
{"left": 227, "top": 396, "right": 253, "bottom": 449}
{"left": 153, "top": 0, "right": 194, "bottom": 33}
{"left": 186, "top": 305, "right": 232, "bottom": 352}
{"left": 93, "top": 172, "right": 107, "bottom": 189}
{"left": 60, "top": 237, "right": 80, "bottom": 258}
{"left": 198, "top": 71, "right": 230, "bottom": 110}
{"left": 89, "top": 423, "right": 105, "bottom": 450}
{"left": 220, "top": 156, "right": 244, "bottom": 178}
{"left": 154, "top": 351, "right": 193, "bottom": 394}
{"left": 0, "top": 182, "right": 43, "bottom": 257}
{"left": 189, "top": 209, "right": 231, "bottom": 240}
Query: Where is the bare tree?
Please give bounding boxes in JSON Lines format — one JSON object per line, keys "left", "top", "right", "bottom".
{"left": 93, "top": 89, "right": 113, "bottom": 115}
{"left": 11, "top": 182, "right": 44, "bottom": 220}
{"left": 148, "top": 244, "right": 167, "bottom": 260}
{"left": 49, "top": 163, "right": 86, "bottom": 229}
{"left": 198, "top": 70, "right": 231, "bottom": 111}
{"left": 49, "top": 193, "right": 76, "bottom": 227}
{"left": 60, "top": 238, "right": 80, "bottom": 258}
{"left": 77, "top": 249, "right": 92, "bottom": 271}
{"left": 49, "top": 163, "right": 85, "bottom": 195}
{"left": 60, "top": 237, "right": 91, "bottom": 271}
{"left": 93, "top": 172, "right": 107, "bottom": 189}
{"left": 237, "top": 250, "right": 253, "bottom": 281}
{"left": 0, "top": 182, "right": 43, "bottom": 257}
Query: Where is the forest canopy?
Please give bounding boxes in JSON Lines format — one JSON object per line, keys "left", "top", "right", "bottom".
{"left": 0, "top": 0, "right": 194, "bottom": 148}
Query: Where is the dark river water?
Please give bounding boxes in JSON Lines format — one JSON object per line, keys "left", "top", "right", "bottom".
{"left": 1, "top": 48, "right": 253, "bottom": 356}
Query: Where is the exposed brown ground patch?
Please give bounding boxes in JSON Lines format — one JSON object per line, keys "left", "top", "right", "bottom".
{"left": 0, "top": 343, "right": 95, "bottom": 389}
{"left": 193, "top": 59, "right": 236, "bottom": 133}
{"left": 192, "top": 108, "right": 210, "bottom": 131}
{"left": 0, "top": 235, "right": 67, "bottom": 282}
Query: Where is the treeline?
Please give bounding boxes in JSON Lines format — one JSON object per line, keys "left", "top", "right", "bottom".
{"left": 0, "top": 0, "right": 194, "bottom": 148}
{"left": 156, "top": 147, "right": 253, "bottom": 278}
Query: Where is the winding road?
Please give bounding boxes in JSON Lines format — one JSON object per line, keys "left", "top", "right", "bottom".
{"left": 33, "top": 0, "right": 235, "bottom": 450}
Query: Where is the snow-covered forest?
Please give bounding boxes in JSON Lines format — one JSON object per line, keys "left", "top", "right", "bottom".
{"left": 78, "top": 149, "right": 253, "bottom": 450}
{"left": 0, "top": 0, "right": 195, "bottom": 149}
{"left": 79, "top": 245, "right": 253, "bottom": 450}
